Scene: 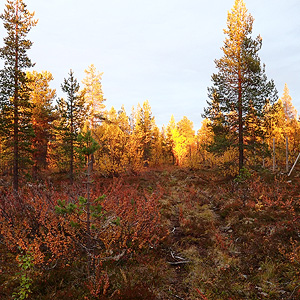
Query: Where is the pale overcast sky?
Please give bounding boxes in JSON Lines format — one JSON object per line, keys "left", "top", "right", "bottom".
{"left": 0, "top": 0, "right": 299, "bottom": 130}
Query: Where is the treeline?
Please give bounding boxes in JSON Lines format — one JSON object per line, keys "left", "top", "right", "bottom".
{"left": 0, "top": 63, "right": 203, "bottom": 180}
{"left": 1, "top": 65, "right": 299, "bottom": 183}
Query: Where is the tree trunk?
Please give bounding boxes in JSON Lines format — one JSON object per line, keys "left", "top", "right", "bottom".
{"left": 13, "top": 3, "right": 19, "bottom": 192}
{"left": 13, "top": 91, "right": 19, "bottom": 192}
{"left": 70, "top": 96, "right": 74, "bottom": 184}
{"left": 273, "top": 138, "right": 276, "bottom": 172}
{"left": 86, "top": 153, "right": 92, "bottom": 276}
{"left": 70, "top": 137, "right": 73, "bottom": 184}
{"left": 238, "top": 69, "right": 244, "bottom": 173}
{"left": 286, "top": 136, "right": 289, "bottom": 173}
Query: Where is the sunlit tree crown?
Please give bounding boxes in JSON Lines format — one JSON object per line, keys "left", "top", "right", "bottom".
{"left": 82, "top": 64, "right": 105, "bottom": 126}
{"left": 281, "top": 83, "right": 297, "bottom": 121}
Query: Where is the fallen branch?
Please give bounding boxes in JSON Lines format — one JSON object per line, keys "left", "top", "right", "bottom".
{"left": 101, "top": 249, "right": 126, "bottom": 262}
{"left": 167, "top": 260, "right": 191, "bottom": 265}
{"left": 288, "top": 152, "right": 300, "bottom": 176}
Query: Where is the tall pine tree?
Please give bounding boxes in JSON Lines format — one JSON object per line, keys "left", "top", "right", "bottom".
{"left": 203, "top": 0, "right": 277, "bottom": 173}
{"left": 0, "top": 0, "right": 37, "bottom": 191}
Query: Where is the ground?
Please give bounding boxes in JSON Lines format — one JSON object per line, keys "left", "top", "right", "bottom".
{"left": 1, "top": 165, "right": 300, "bottom": 299}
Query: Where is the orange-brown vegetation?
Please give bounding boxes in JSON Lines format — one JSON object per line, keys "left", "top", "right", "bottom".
{"left": 0, "top": 167, "right": 300, "bottom": 299}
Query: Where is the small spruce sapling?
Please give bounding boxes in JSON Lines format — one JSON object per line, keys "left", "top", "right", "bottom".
{"left": 76, "top": 130, "right": 100, "bottom": 264}
{"left": 55, "top": 130, "right": 103, "bottom": 276}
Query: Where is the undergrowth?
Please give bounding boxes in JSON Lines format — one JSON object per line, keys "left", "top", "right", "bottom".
{"left": 0, "top": 167, "right": 299, "bottom": 299}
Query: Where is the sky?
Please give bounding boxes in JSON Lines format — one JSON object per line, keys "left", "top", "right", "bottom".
{"left": 0, "top": 0, "right": 299, "bottom": 131}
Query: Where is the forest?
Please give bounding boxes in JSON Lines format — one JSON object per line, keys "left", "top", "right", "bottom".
{"left": 0, "top": 0, "right": 300, "bottom": 299}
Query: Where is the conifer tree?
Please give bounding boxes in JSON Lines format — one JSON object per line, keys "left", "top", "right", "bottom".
{"left": 150, "top": 125, "right": 164, "bottom": 166}
{"left": 27, "top": 71, "right": 56, "bottom": 176}
{"left": 265, "top": 89, "right": 300, "bottom": 166}
{"left": 82, "top": 64, "right": 105, "bottom": 171}
{"left": 133, "top": 101, "right": 155, "bottom": 166}
{"left": 82, "top": 64, "right": 105, "bottom": 128}
{"left": 281, "top": 83, "right": 297, "bottom": 121}
{"left": 197, "top": 119, "right": 214, "bottom": 163}
{"left": 117, "top": 105, "right": 131, "bottom": 134}
{"left": 203, "top": 0, "right": 277, "bottom": 173}
{"left": 94, "top": 107, "right": 120, "bottom": 175}
{"left": 165, "top": 115, "right": 176, "bottom": 164}
{"left": 55, "top": 70, "right": 87, "bottom": 183}
{"left": 0, "top": 0, "right": 37, "bottom": 191}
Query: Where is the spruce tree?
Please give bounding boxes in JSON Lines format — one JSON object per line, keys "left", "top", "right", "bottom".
{"left": 56, "top": 70, "right": 87, "bottom": 183}
{"left": 0, "top": 0, "right": 37, "bottom": 191}
{"left": 203, "top": 0, "right": 277, "bottom": 173}
{"left": 133, "top": 101, "right": 155, "bottom": 166}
